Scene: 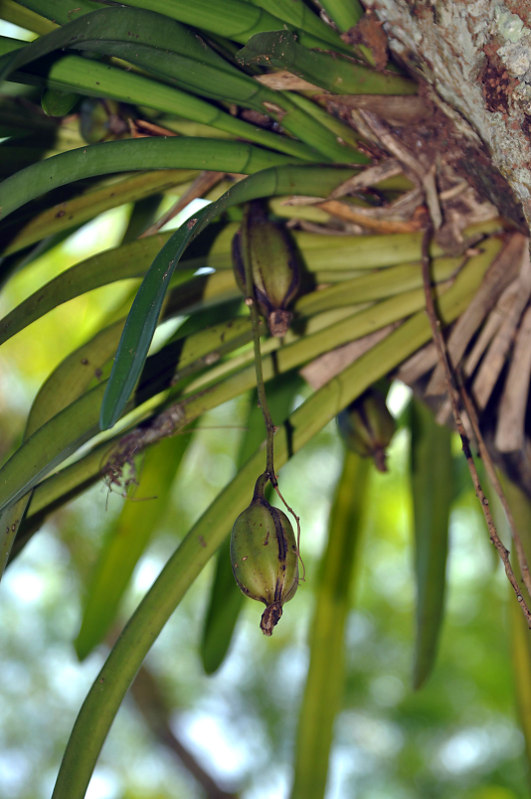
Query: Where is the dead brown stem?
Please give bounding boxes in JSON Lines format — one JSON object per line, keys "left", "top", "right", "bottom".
{"left": 420, "top": 227, "right": 531, "bottom": 627}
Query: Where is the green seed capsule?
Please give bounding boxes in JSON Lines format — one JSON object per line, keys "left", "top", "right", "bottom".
{"left": 232, "top": 201, "right": 300, "bottom": 337}
{"left": 337, "top": 388, "right": 396, "bottom": 471}
{"left": 79, "top": 99, "right": 129, "bottom": 144}
{"left": 230, "top": 473, "right": 299, "bottom": 635}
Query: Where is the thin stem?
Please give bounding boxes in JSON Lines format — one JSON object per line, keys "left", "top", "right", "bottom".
{"left": 274, "top": 481, "right": 305, "bottom": 580}
{"left": 241, "top": 205, "right": 278, "bottom": 484}
{"left": 459, "top": 386, "right": 531, "bottom": 600}
{"left": 420, "top": 227, "right": 531, "bottom": 627}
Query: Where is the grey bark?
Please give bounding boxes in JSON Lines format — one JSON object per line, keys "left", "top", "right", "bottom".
{"left": 365, "top": 0, "right": 531, "bottom": 232}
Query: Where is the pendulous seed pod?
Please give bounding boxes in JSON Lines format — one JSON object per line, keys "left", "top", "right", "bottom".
{"left": 337, "top": 387, "right": 396, "bottom": 472}
{"left": 79, "top": 98, "right": 130, "bottom": 144}
{"left": 232, "top": 201, "right": 301, "bottom": 337}
{"left": 230, "top": 473, "right": 299, "bottom": 635}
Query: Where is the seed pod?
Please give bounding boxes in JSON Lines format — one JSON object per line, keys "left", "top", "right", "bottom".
{"left": 337, "top": 388, "right": 396, "bottom": 472}
{"left": 230, "top": 473, "right": 299, "bottom": 635}
{"left": 79, "top": 99, "right": 129, "bottom": 144}
{"left": 232, "top": 201, "right": 300, "bottom": 337}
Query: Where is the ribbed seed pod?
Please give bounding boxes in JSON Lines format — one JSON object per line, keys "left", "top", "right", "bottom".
{"left": 230, "top": 473, "right": 299, "bottom": 635}
{"left": 337, "top": 388, "right": 396, "bottom": 471}
{"left": 232, "top": 201, "right": 300, "bottom": 337}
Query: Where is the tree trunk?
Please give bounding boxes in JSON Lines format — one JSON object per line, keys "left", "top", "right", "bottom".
{"left": 365, "top": 0, "right": 531, "bottom": 232}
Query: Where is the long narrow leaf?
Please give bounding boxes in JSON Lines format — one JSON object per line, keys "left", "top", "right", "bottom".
{"left": 0, "top": 7, "right": 271, "bottom": 101}
{"left": 2, "top": 170, "right": 197, "bottom": 256}
{"left": 318, "top": 0, "right": 364, "bottom": 31}
{"left": 0, "top": 496, "right": 30, "bottom": 578}
{"left": 409, "top": 398, "right": 453, "bottom": 689}
{"left": 511, "top": 595, "right": 531, "bottom": 765}
{"left": 0, "top": 308, "right": 255, "bottom": 513}
{"left": 15, "top": 0, "right": 100, "bottom": 24}
{"left": 119, "top": 0, "right": 346, "bottom": 51}
{"left": 0, "top": 231, "right": 228, "bottom": 343}
{"left": 246, "top": 0, "right": 352, "bottom": 52}
{"left": 1, "top": 222, "right": 488, "bottom": 346}
{"left": 238, "top": 31, "right": 416, "bottom": 95}
{"left": 297, "top": 255, "right": 464, "bottom": 316}
{"left": 0, "top": 137, "right": 295, "bottom": 223}
{"left": 291, "top": 449, "right": 370, "bottom": 799}
{"left": 0, "top": 0, "right": 56, "bottom": 34}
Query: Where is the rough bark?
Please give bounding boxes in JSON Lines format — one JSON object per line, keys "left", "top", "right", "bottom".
{"left": 364, "top": 0, "right": 531, "bottom": 233}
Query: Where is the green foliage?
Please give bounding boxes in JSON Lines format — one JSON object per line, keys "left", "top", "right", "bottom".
{"left": 291, "top": 448, "right": 370, "bottom": 798}
{"left": 0, "top": 2, "right": 529, "bottom": 798}
{"left": 409, "top": 398, "right": 453, "bottom": 689}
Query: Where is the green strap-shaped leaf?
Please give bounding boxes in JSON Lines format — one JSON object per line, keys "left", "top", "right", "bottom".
{"left": 7, "top": 219, "right": 457, "bottom": 344}
{"left": 199, "top": 533, "right": 243, "bottom": 675}
{"left": 0, "top": 0, "right": 57, "bottom": 34}
{"left": 317, "top": 0, "right": 364, "bottom": 31}
{"left": 0, "top": 230, "right": 231, "bottom": 344}
{"left": 0, "top": 7, "right": 212, "bottom": 84}
{"left": 99, "top": 165, "right": 358, "bottom": 431}
{"left": 119, "top": 0, "right": 347, "bottom": 51}
{"left": 0, "top": 496, "right": 30, "bottom": 578}
{"left": 23, "top": 443, "right": 116, "bottom": 528}
{"left": 291, "top": 449, "right": 370, "bottom": 799}
{"left": 409, "top": 397, "right": 453, "bottom": 689}
{"left": 15, "top": 0, "right": 100, "bottom": 24}
{"left": 200, "top": 371, "right": 303, "bottom": 674}
{"left": 237, "top": 31, "right": 416, "bottom": 95}
{"left": 46, "top": 239, "right": 501, "bottom": 793}
{"left": 245, "top": 0, "right": 352, "bottom": 52}
{"left": 297, "top": 255, "right": 464, "bottom": 316}
{"left": 281, "top": 89, "right": 364, "bottom": 152}
{"left": 3, "top": 7, "right": 264, "bottom": 104}
{"left": 120, "top": 195, "right": 163, "bottom": 246}
{"left": 0, "top": 305, "right": 255, "bottom": 513}
{"left": 2, "top": 170, "right": 198, "bottom": 256}
{"left": 12, "top": 263, "right": 220, "bottom": 433}
{"left": 18, "top": 0, "right": 347, "bottom": 54}
{"left": 0, "top": 137, "right": 295, "bottom": 223}
{"left": 295, "top": 218, "right": 503, "bottom": 274}
{"left": 1, "top": 300, "right": 393, "bottom": 553}
{"left": 511, "top": 595, "right": 531, "bottom": 765}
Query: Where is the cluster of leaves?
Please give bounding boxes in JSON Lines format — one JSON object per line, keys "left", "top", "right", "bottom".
{"left": 0, "top": 1, "right": 530, "bottom": 798}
